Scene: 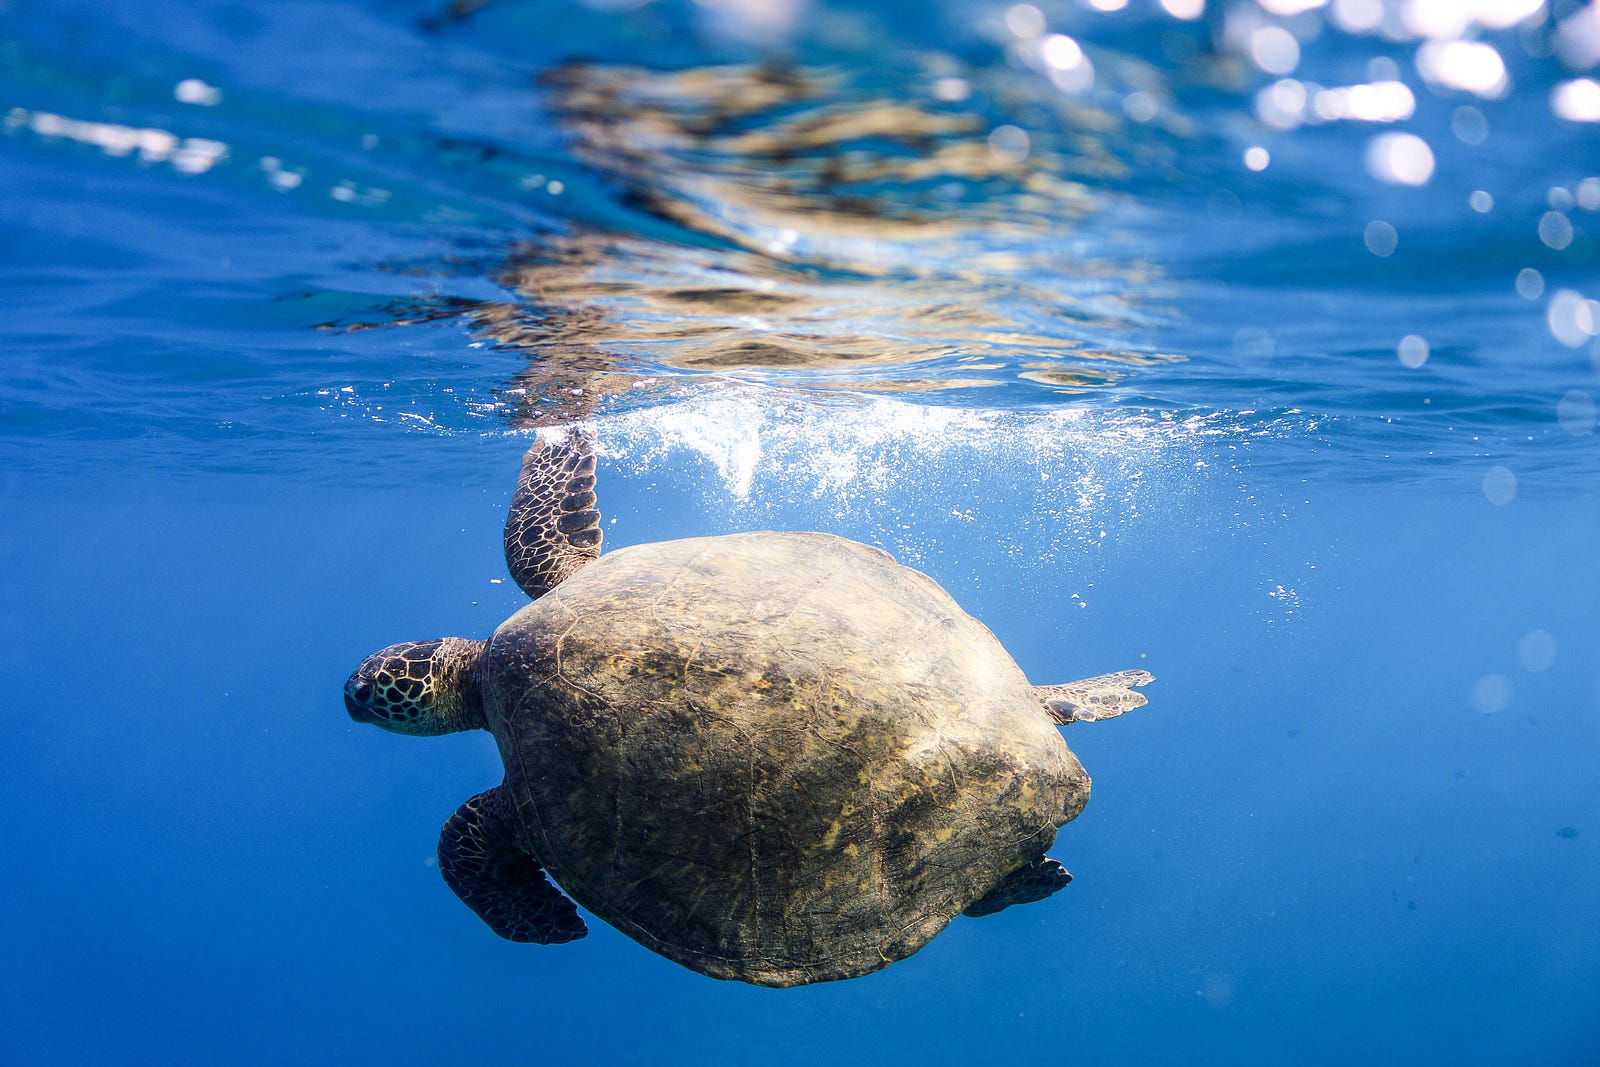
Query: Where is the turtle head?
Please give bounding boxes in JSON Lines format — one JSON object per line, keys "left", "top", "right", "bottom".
{"left": 343, "top": 638, "right": 487, "bottom": 736}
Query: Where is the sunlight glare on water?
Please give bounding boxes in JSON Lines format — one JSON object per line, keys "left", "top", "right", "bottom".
{"left": 5, "top": 0, "right": 1600, "bottom": 1063}
{"left": 4, "top": 0, "right": 1600, "bottom": 491}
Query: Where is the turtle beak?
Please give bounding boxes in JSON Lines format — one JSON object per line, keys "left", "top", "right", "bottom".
{"left": 343, "top": 676, "right": 376, "bottom": 723}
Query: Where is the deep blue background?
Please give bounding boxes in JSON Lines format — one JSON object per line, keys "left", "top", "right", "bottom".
{"left": 6, "top": 450, "right": 1597, "bottom": 1063}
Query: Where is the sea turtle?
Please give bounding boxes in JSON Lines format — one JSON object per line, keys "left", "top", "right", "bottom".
{"left": 343, "top": 429, "right": 1151, "bottom": 986}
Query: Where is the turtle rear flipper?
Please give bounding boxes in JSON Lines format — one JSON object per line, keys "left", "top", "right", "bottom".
{"left": 1036, "top": 669, "right": 1153, "bottom": 724}
{"left": 962, "top": 857, "right": 1072, "bottom": 918}
{"left": 438, "top": 787, "right": 587, "bottom": 944}
{"left": 504, "top": 429, "right": 603, "bottom": 600}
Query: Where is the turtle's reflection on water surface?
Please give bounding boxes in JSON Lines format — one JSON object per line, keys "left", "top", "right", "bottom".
{"left": 318, "top": 60, "right": 1181, "bottom": 422}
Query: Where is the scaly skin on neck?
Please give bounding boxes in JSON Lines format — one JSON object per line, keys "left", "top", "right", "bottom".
{"left": 426, "top": 637, "right": 489, "bottom": 734}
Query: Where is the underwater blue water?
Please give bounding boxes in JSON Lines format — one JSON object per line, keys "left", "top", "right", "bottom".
{"left": 4, "top": 0, "right": 1600, "bottom": 1063}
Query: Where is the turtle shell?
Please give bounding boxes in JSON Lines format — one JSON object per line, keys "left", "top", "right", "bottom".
{"left": 480, "top": 530, "right": 1089, "bottom": 986}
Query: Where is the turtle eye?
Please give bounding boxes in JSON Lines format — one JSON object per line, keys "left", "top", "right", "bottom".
{"left": 352, "top": 681, "right": 373, "bottom": 704}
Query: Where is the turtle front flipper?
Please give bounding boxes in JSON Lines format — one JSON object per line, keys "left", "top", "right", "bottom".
{"left": 504, "top": 428, "right": 603, "bottom": 600}
{"left": 1036, "top": 669, "right": 1153, "bottom": 724}
{"left": 438, "top": 787, "right": 587, "bottom": 944}
{"left": 962, "top": 857, "right": 1073, "bottom": 917}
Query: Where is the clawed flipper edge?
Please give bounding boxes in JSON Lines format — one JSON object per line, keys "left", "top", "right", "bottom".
{"left": 504, "top": 428, "right": 604, "bottom": 601}
{"left": 438, "top": 787, "right": 587, "bottom": 944}
{"left": 963, "top": 857, "right": 1073, "bottom": 918}
{"left": 1037, "top": 669, "right": 1153, "bottom": 725}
